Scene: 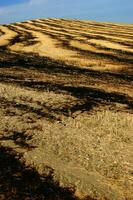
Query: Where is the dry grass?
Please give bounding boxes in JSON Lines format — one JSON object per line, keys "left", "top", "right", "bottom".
{"left": 1, "top": 18, "right": 133, "bottom": 71}
{"left": 0, "top": 18, "right": 133, "bottom": 200}
{"left": 0, "top": 82, "right": 133, "bottom": 200}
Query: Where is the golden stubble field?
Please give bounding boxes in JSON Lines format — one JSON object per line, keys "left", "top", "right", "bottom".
{"left": 0, "top": 18, "right": 133, "bottom": 200}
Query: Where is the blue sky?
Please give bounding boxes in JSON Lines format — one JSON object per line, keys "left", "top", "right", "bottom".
{"left": 0, "top": 0, "right": 29, "bottom": 7}
{"left": 0, "top": 0, "right": 133, "bottom": 24}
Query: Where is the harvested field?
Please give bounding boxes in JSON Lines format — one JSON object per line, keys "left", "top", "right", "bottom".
{"left": 0, "top": 18, "right": 133, "bottom": 200}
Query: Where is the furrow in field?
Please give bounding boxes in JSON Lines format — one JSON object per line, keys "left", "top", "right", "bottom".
{"left": 35, "top": 19, "right": 133, "bottom": 48}
{"left": 5, "top": 21, "right": 132, "bottom": 69}
{"left": 0, "top": 25, "right": 18, "bottom": 47}
{"left": 9, "top": 23, "right": 78, "bottom": 62}
{"left": 21, "top": 21, "right": 133, "bottom": 57}
{"left": 39, "top": 18, "right": 133, "bottom": 38}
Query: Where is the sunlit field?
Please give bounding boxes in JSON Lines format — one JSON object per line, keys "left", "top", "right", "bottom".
{"left": 0, "top": 18, "right": 133, "bottom": 200}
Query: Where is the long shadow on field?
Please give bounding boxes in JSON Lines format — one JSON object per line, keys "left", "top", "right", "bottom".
{"left": 0, "top": 76, "right": 132, "bottom": 120}
{"left": 0, "top": 50, "right": 132, "bottom": 82}
{"left": 0, "top": 146, "right": 77, "bottom": 200}
{"left": 0, "top": 50, "right": 133, "bottom": 120}
{"left": 0, "top": 129, "right": 34, "bottom": 150}
{"left": 0, "top": 146, "right": 96, "bottom": 200}
{"left": 17, "top": 23, "right": 133, "bottom": 64}
{"left": 0, "top": 96, "right": 58, "bottom": 121}
{"left": 20, "top": 81, "right": 133, "bottom": 111}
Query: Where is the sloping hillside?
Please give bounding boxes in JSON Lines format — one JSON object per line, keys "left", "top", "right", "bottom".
{"left": 0, "top": 19, "right": 133, "bottom": 200}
